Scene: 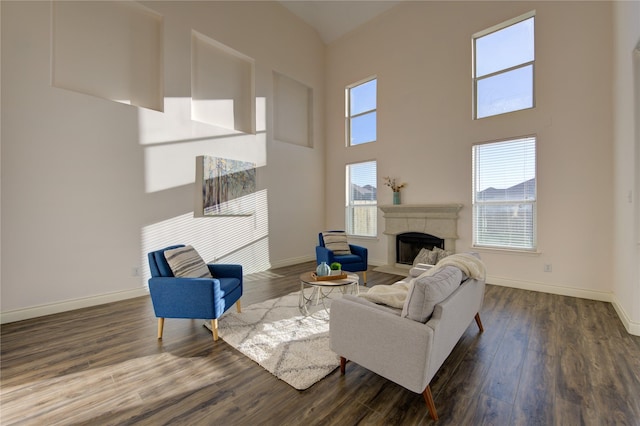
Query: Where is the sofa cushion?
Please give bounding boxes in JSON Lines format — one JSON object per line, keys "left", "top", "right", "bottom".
{"left": 413, "top": 247, "right": 438, "bottom": 266}
{"left": 164, "top": 245, "right": 212, "bottom": 278}
{"left": 401, "top": 266, "right": 462, "bottom": 323}
{"left": 322, "top": 231, "right": 351, "bottom": 255}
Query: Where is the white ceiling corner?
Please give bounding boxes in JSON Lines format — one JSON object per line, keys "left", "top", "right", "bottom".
{"left": 279, "top": 1, "right": 402, "bottom": 44}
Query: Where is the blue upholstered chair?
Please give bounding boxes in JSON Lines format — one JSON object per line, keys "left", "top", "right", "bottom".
{"left": 316, "top": 231, "right": 368, "bottom": 285}
{"left": 147, "top": 245, "right": 243, "bottom": 341}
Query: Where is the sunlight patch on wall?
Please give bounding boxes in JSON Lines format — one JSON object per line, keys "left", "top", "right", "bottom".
{"left": 139, "top": 97, "right": 266, "bottom": 193}
{"left": 138, "top": 97, "right": 243, "bottom": 145}
{"left": 141, "top": 189, "right": 271, "bottom": 283}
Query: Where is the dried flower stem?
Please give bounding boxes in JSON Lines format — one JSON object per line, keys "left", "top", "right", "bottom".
{"left": 383, "top": 176, "right": 407, "bottom": 192}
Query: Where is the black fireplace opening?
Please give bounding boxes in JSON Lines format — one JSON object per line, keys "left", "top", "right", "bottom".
{"left": 396, "top": 232, "right": 445, "bottom": 265}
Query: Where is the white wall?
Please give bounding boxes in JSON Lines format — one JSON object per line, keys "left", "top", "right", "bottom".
{"left": 612, "top": 0, "right": 640, "bottom": 334}
{"left": 0, "top": 1, "right": 325, "bottom": 321}
{"left": 326, "top": 2, "right": 618, "bottom": 302}
{"left": 3, "top": 0, "right": 637, "bottom": 335}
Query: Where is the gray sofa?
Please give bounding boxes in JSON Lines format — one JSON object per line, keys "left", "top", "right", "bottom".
{"left": 329, "top": 256, "right": 485, "bottom": 421}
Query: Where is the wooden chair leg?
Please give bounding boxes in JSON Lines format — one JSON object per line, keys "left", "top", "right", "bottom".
{"left": 475, "top": 313, "right": 484, "bottom": 332}
{"left": 340, "top": 356, "right": 347, "bottom": 374}
{"left": 157, "top": 318, "right": 164, "bottom": 339}
{"left": 422, "top": 385, "right": 438, "bottom": 421}
{"left": 211, "top": 319, "right": 219, "bottom": 341}
{"left": 363, "top": 271, "right": 367, "bottom": 287}
{"left": 236, "top": 300, "right": 242, "bottom": 313}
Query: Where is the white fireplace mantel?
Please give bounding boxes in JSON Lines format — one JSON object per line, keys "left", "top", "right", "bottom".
{"left": 376, "top": 204, "right": 463, "bottom": 275}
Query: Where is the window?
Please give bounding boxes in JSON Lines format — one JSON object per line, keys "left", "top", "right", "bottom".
{"left": 473, "top": 11, "right": 535, "bottom": 119}
{"left": 346, "top": 161, "right": 377, "bottom": 237}
{"left": 472, "top": 136, "right": 536, "bottom": 250}
{"left": 346, "top": 78, "right": 376, "bottom": 146}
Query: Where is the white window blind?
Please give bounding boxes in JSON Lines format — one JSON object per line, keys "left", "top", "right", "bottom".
{"left": 473, "top": 136, "right": 536, "bottom": 250}
{"left": 346, "top": 161, "right": 377, "bottom": 237}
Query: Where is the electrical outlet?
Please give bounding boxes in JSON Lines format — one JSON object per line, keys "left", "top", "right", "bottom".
{"left": 544, "top": 264, "right": 552, "bottom": 273}
{"left": 131, "top": 266, "right": 141, "bottom": 277}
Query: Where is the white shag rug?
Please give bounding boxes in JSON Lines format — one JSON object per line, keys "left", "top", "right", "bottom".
{"left": 211, "top": 288, "right": 359, "bottom": 390}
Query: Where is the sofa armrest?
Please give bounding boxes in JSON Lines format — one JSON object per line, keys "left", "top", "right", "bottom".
{"left": 208, "top": 264, "right": 243, "bottom": 281}
{"left": 330, "top": 295, "right": 434, "bottom": 394}
{"left": 315, "top": 246, "right": 335, "bottom": 264}
{"left": 348, "top": 244, "right": 368, "bottom": 263}
{"left": 409, "top": 263, "right": 434, "bottom": 277}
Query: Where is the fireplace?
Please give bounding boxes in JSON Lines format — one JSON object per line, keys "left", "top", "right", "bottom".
{"left": 375, "top": 204, "right": 462, "bottom": 275}
{"left": 396, "top": 232, "right": 445, "bottom": 265}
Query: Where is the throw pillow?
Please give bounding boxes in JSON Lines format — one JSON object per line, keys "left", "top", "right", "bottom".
{"left": 401, "top": 266, "right": 462, "bottom": 323}
{"left": 164, "top": 245, "right": 212, "bottom": 278}
{"left": 432, "top": 246, "right": 453, "bottom": 263}
{"left": 413, "top": 247, "right": 439, "bottom": 266}
{"left": 322, "top": 231, "right": 351, "bottom": 255}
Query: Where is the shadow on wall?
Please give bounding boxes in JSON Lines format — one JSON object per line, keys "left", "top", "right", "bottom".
{"left": 137, "top": 96, "right": 270, "bottom": 282}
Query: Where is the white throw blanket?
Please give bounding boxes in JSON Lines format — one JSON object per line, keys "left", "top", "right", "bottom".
{"left": 357, "top": 281, "right": 410, "bottom": 308}
{"left": 423, "top": 252, "right": 486, "bottom": 281}
{"left": 359, "top": 253, "right": 486, "bottom": 308}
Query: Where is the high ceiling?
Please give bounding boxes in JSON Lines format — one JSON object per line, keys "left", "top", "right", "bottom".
{"left": 279, "top": 1, "right": 401, "bottom": 44}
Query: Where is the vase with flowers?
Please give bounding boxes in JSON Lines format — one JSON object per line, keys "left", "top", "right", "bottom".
{"left": 384, "top": 176, "right": 407, "bottom": 205}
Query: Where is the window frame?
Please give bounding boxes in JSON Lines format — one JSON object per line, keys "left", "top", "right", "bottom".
{"left": 345, "top": 160, "right": 377, "bottom": 237}
{"left": 472, "top": 135, "right": 537, "bottom": 251}
{"left": 472, "top": 10, "right": 536, "bottom": 120}
{"left": 345, "top": 76, "right": 377, "bottom": 147}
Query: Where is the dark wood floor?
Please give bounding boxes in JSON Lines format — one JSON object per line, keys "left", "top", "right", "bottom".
{"left": 1, "top": 261, "right": 639, "bottom": 425}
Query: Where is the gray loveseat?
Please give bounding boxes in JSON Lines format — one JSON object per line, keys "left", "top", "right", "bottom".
{"left": 329, "top": 254, "right": 486, "bottom": 420}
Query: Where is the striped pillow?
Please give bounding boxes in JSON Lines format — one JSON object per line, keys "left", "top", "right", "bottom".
{"left": 164, "top": 245, "right": 212, "bottom": 278}
{"left": 322, "top": 231, "right": 351, "bottom": 255}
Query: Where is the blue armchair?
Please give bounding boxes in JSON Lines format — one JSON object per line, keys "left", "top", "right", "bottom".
{"left": 316, "top": 231, "right": 368, "bottom": 285}
{"left": 147, "top": 245, "right": 243, "bottom": 341}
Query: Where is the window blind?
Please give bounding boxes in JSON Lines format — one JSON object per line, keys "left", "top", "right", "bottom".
{"left": 473, "top": 136, "right": 536, "bottom": 250}
{"left": 346, "top": 161, "right": 377, "bottom": 237}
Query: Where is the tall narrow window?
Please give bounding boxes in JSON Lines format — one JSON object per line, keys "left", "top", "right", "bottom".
{"left": 346, "top": 161, "right": 377, "bottom": 237}
{"left": 346, "top": 78, "right": 377, "bottom": 146}
{"left": 473, "top": 11, "right": 535, "bottom": 119}
{"left": 473, "top": 136, "right": 536, "bottom": 250}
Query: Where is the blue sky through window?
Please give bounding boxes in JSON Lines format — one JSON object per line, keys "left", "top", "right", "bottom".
{"left": 474, "top": 14, "right": 534, "bottom": 119}
{"left": 349, "top": 78, "right": 376, "bottom": 146}
{"left": 477, "top": 65, "right": 533, "bottom": 118}
{"left": 350, "top": 79, "right": 376, "bottom": 115}
{"left": 476, "top": 17, "right": 534, "bottom": 77}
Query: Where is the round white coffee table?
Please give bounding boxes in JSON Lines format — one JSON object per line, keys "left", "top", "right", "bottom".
{"left": 298, "top": 271, "right": 359, "bottom": 317}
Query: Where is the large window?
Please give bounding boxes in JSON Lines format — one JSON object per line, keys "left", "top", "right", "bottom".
{"left": 346, "top": 161, "right": 377, "bottom": 237}
{"left": 346, "top": 78, "right": 376, "bottom": 146}
{"left": 473, "top": 11, "right": 535, "bottom": 119}
{"left": 472, "top": 136, "right": 536, "bottom": 250}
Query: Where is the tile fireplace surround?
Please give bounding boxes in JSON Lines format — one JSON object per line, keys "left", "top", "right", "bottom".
{"left": 375, "top": 204, "right": 463, "bottom": 275}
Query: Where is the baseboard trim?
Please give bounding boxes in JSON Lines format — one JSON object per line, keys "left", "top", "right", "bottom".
{"left": 4, "top": 266, "right": 636, "bottom": 337}
{"left": 488, "top": 275, "right": 640, "bottom": 336}
{"left": 487, "top": 275, "right": 613, "bottom": 302}
{"left": 611, "top": 295, "right": 640, "bottom": 336}
{"left": 0, "top": 288, "right": 149, "bottom": 324}
{"left": 268, "top": 255, "right": 315, "bottom": 270}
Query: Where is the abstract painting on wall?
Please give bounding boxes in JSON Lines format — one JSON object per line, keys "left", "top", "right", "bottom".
{"left": 195, "top": 156, "right": 256, "bottom": 216}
